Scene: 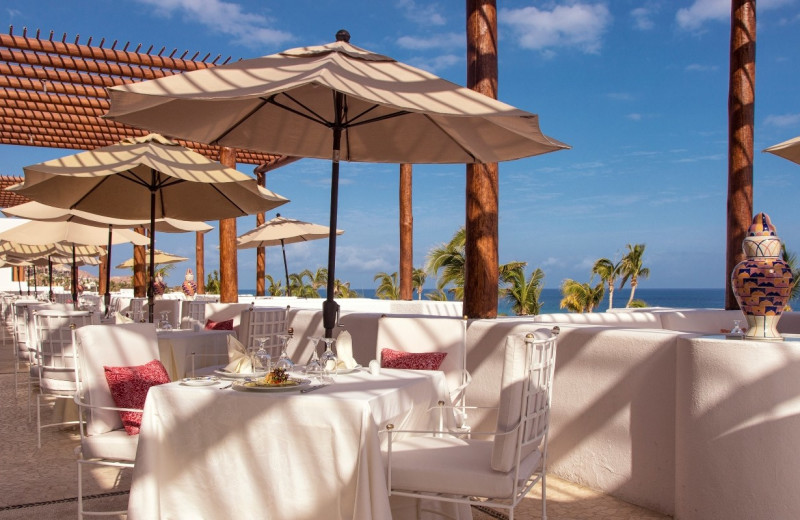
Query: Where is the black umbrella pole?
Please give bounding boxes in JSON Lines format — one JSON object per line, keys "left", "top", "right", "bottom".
{"left": 282, "top": 240, "right": 291, "bottom": 297}
{"left": 323, "top": 159, "right": 341, "bottom": 337}
{"left": 48, "top": 256, "right": 53, "bottom": 301}
{"left": 147, "top": 183, "right": 156, "bottom": 324}
{"left": 105, "top": 225, "right": 113, "bottom": 318}
{"left": 71, "top": 246, "right": 78, "bottom": 309}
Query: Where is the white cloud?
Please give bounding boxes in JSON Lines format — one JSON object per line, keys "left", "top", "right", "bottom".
{"left": 764, "top": 113, "right": 800, "bottom": 127}
{"left": 606, "top": 92, "right": 635, "bottom": 101}
{"left": 627, "top": 113, "right": 643, "bottom": 121}
{"left": 395, "top": 0, "right": 447, "bottom": 26}
{"left": 499, "top": 3, "right": 612, "bottom": 55}
{"left": 133, "top": 0, "right": 293, "bottom": 48}
{"left": 397, "top": 32, "right": 462, "bottom": 51}
{"left": 677, "top": 0, "right": 793, "bottom": 31}
{"left": 686, "top": 63, "right": 720, "bottom": 72}
{"left": 631, "top": 6, "right": 657, "bottom": 31}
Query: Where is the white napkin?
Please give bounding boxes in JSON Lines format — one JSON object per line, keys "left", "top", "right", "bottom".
{"left": 335, "top": 330, "right": 358, "bottom": 370}
{"left": 115, "top": 312, "right": 133, "bottom": 324}
{"left": 225, "top": 335, "right": 252, "bottom": 373}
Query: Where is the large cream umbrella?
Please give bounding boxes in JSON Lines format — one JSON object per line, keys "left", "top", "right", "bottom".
{"left": 764, "top": 136, "right": 800, "bottom": 165}
{"left": 237, "top": 214, "right": 343, "bottom": 296}
{"left": 3, "top": 201, "right": 213, "bottom": 312}
{"left": 9, "top": 133, "right": 288, "bottom": 322}
{"left": 116, "top": 250, "right": 189, "bottom": 269}
{"left": 104, "top": 30, "right": 569, "bottom": 336}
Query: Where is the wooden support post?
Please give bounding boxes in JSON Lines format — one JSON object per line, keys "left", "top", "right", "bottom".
{"left": 399, "top": 163, "right": 413, "bottom": 300}
{"left": 219, "top": 146, "right": 238, "bottom": 303}
{"left": 725, "top": 0, "right": 756, "bottom": 309}
{"left": 464, "top": 0, "right": 499, "bottom": 319}
{"left": 196, "top": 231, "right": 205, "bottom": 294}
{"left": 133, "top": 227, "right": 146, "bottom": 297}
{"left": 256, "top": 170, "right": 266, "bottom": 297}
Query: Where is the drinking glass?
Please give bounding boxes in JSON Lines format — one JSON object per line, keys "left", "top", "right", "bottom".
{"left": 274, "top": 333, "right": 294, "bottom": 371}
{"left": 731, "top": 320, "right": 743, "bottom": 335}
{"left": 254, "top": 338, "right": 272, "bottom": 372}
{"left": 158, "top": 311, "right": 172, "bottom": 331}
{"left": 320, "top": 337, "right": 338, "bottom": 375}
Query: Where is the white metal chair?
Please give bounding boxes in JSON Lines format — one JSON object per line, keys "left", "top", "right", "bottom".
{"left": 32, "top": 309, "right": 99, "bottom": 448}
{"left": 73, "top": 323, "right": 163, "bottom": 519}
{"left": 375, "top": 315, "right": 471, "bottom": 428}
{"left": 238, "top": 305, "right": 289, "bottom": 359}
{"left": 384, "top": 327, "right": 559, "bottom": 520}
{"left": 180, "top": 300, "right": 208, "bottom": 329}
{"left": 127, "top": 297, "right": 147, "bottom": 323}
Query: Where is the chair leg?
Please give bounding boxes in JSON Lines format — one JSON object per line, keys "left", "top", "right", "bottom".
{"left": 541, "top": 472, "right": 547, "bottom": 520}
{"left": 36, "top": 393, "right": 42, "bottom": 449}
{"left": 76, "top": 449, "right": 84, "bottom": 520}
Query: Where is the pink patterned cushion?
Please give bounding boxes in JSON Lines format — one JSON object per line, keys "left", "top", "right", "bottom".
{"left": 380, "top": 348, "right": 447, "bottom": 371}
{"left": 104, "top": 359, "right": 170, "bottom": 435}
{"left": 205, "top": 318, "right": 234, "bottom": 331}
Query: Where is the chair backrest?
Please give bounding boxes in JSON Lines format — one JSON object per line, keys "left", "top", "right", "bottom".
{"left": 34, "top": 309, "right": 99, "bottom": 372}
{"left": 74, "top": 323, "right": 161, "bottom": 435}
{"left": 128, "top": 298, "right": 147, "bottom": 323}
{"left": 152, "top": 299, "right": 181, "bottom": 328}
{"left": 180, "top": 300, "right": 208, "bottom": 329}
{"left": 491, "top": 328, "right": 558, "bottom": 473}
{"left": 374, "top": 315, "right": 467, "bottom": 398}
{"left": 238, "top": 306, "right": 289, "bottom": 356}
{"left": 53, "top": 292, "right": 73, "bottom": 304}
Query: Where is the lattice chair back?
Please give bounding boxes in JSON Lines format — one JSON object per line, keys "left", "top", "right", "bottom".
{"left": 34, "top": 309, "right": 99, "bottom": 388}
{"left": 239, "top": 306, "right": 289, "bottom": 358}
{"left": 181, "top": 300, "right": 208, "bottom": 329}
{"left": 128, "top": 298, "right": 147, "bottom": 323}
{"left": 53, "top": 292, "right": 72, "bottom": 304}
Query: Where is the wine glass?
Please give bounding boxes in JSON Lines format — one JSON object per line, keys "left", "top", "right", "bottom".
{"left": 158, "top": 311, "right": 172, "bottom": 331}
{"left": 254, "top": 338, "right": 272, "bottom": 373}
{"left": 731, "top": 320, "right": 743, "bottom": 335}
{"left": 320, "top": 337, "right": 338, "bottom": 375}
{"left": 274, "top": 332, "right": 294, "bottom": 371}
{"left": 305, "top": 336, "right": 322, "bottom": 378}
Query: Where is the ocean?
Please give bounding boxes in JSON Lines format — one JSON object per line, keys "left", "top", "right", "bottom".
{"left": 238, "top": 287, "right": 727, "bottom": 315}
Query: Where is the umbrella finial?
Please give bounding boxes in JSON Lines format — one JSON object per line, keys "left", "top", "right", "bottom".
{"left": 336, "top": 29, "right": 350, "bottom": 43}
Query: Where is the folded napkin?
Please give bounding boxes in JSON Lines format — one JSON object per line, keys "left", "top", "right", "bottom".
{"left": 335, "top": 331, "right": 358, "bottom": 370}
{"left": 225, "top": 335, "right": 253, "bottom": 373}
{"left": 115, "top": 312, "right": 133, "bottom": 324}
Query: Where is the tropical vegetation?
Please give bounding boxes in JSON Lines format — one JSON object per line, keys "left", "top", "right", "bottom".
{"left": 500, "top": 264, "right": 545, "bottom": 316}
{"left": 559, "top": 279, "right": 604, "bottom": 313}
{"left": 618, "top": 243, "right": 650, "bottom": 307}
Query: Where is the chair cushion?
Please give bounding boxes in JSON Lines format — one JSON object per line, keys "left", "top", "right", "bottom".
{"left": 387, "top": 436, "right": 541, "bottom": 499}
{"left": 104, "top": 359, "right": 170, "bottom": 435}
{"left": 81, "top": 428, "right": 139, "bottom": 462}
{"left": 380, "top": 348, "right": 447, "bottom": 371}
{"left": 205, "top": 318, "right": 234, "bottom": 331}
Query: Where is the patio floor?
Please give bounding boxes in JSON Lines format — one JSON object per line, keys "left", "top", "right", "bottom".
{"left": 0, "top": 317, "right": 671, "bottom": 519}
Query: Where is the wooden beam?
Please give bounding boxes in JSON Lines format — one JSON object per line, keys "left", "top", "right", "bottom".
{"left": 218, "top": 147, "right": 238, "bottom": 303}
{"left": 399, "top": 163, "right": 413, "bottom": 300}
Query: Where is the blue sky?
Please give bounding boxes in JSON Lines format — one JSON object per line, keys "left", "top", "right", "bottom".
{"left": 2, "top": 0, "right": 800, "bottom": 291}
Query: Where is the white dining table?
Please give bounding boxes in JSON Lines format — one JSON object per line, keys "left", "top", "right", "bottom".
{"left": 127, "top": 368, "right": 468, "bottom": 520}
{"left": 156, "top": 328, "right": 232, "bottom": 380}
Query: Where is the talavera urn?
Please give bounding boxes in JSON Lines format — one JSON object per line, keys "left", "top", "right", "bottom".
{"left": 731, "top": 213, "right": 794, "bottom": 341}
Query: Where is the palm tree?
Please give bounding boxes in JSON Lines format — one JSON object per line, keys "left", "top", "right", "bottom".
{"left": 265, "top": 274, "right": 283, "bottom": 296}
{"left": 288, "top": 271, "right": 318, "bottom": 298}
{"left": 374, "top": 271, "right": 400, "bottom": 300}
{"left": 560, "top": 279, "right": 604, "bottom": 313}
{"left": 500, "top": 264, "right": 544, "bottom": 316}
{"left": 426, "top": 227, "right": 466, "bottom": 300}
{"left": 619, "top": 243, "right": 650, "bottom": 307}
{"left": 308, "top": 267, "right": 328, "bottom": 292}
{"left": 333, "top": 279, "right": 358, "bottom": 298}
{"left": 592, "top": 258, "right": 620, "bottom": 310}
{"left": 412, "top": 268, "right": 427, "bottom": 300}
{"left": 426, "top": 288, "right": 450, "bottom": 301}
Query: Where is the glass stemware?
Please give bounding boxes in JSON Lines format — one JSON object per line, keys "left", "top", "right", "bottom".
{"left": 254, "top": 338, "right": 272, "bottom": 372}
{"left": 305, "top": 336, "right": 322, "bottom": 377}
{"left": 731, "top": 319, "right": 743, "bottom": 335}
{"left": 158, "top": 311, "right": 172, "bottom": 331}
{"left": 320, "top": 337, "right": 338, "bottom": 375}
{"left": 274, "top": 332, "right": 295, "bottom": 371}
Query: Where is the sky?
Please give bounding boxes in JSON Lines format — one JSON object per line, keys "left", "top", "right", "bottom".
{"left": 2, "top": 0, "right": 800, "bottom": 292}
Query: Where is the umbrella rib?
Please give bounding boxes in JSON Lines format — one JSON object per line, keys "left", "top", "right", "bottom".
{"left": 210, "top": 97, "right": 269, "bottom": 144}
{"left": 268, "top": 93, "right": 333, "bottom": 128}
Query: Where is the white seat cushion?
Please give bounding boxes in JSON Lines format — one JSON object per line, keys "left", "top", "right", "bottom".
{"left": 387, "top": 436, "right": 541, "bottom": 499}
{"left": 81, "top": 429, "right": 139, "bottom": 461}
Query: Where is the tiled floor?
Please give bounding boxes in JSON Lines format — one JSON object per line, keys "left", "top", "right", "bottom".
{"left": 0, "top": 318, "right": 670, "bottom": 519}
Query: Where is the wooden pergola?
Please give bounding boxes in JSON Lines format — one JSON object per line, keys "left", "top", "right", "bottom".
{"left": 0, "top": 26, "right": 292, "bottom": 300}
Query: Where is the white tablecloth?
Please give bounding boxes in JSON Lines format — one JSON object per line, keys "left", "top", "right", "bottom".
{"left": 128, "top": 369, "right": 459, "bottom": 520}
{"left": 156, "top": 329, "right": 232, "bottom": 380}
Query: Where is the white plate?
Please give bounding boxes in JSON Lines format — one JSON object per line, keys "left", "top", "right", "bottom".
{"left": 334, "top": 365, "right": 362, "bottom": 375}
{"left": 232, "top": 378, "right": 311, "bottom": 392}
{"left": 180, "top": 376, "right": 220, "bottom": 386}
{"left": 214, "top": 369, "right": 268, "bottom": 379}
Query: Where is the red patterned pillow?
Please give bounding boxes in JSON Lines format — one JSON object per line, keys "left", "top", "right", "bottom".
{"left": 205, "top": 318, "right": 234, "bottom": 331}
{"left": 380, "top": 348, "right": 447, "bottom": 371}
{"left": 104, "top": 359, "right": 170, "bottom": 435}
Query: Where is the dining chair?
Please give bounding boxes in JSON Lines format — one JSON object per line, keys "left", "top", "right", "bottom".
{"left": 127, "top": 297, "right": 147, "bottom": 323}
{"left": 72, "top": 323, "right": 164, "bottom": 519}
{"left": 180, "top": 300, "right": 208, "bottom": 329}
{"left": 375, "top": 315, "right": 471, "bottom": 429}
{"left": 238, "top": 305, "right": 290, "bottom": 359}
{"left": 32, "top": 309, "right": 99, "bottom": 448}
{"left": 384, "top": 327, "right": 559, "bottom": 520}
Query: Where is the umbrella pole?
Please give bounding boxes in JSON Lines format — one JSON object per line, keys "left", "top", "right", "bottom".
{"left": 26, "top": 266, "right": 30, "bottom": 296}
{"left": 322, "top": 92, "right": 344, "bottom": 338}
{"left": 281, "top": 239, "right": 291, "bottom": 297}
{"left": 48, "top": 256, "right": 53, "bottom": 301}
{"left": 72, "top": 245, "right": 78, "bottom": 309}
{"left": 33, "top": 265, "right": 38, "bottom": 297}
{"left": 105, "top": 225, "right": 113, "bottom": 318}
{"left": 148, "top": 178, "right": 156, "bottom": 323}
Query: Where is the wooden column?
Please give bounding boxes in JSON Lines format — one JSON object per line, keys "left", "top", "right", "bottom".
{"left": 133, "top": 227, "right": 146, "bottom": 297}
{"left": 464, "top": 0, "right": 499, "bottom": 319}
{"left": 196, "top": 232, "right": 205, "bottom": 294}
{"left": 399, "top": 163, "right": 413, "bottom": 300}
{"left": 725, "top": 0, "right": 756, "bottom": 310}
{"left": 256, "top": 170, "right": 266, "bottom": 296}
{"left": 219, "top": 146, "right": 238, "bottom": 303}
{"left": 98, "top": 247, "right": 108, "bottom": 295}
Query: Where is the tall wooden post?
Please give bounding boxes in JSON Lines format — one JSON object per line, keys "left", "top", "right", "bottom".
{"left": 98, "top": 247, "right": 108, "bottom": 295}
{"left": 133, "top": 227, "right": 146, "bottom": 297}
{"left": 256, "top": 170, "right": 267, "bottom": 296}
{"left": 399, "top": 163, "right": 414, "bottom": 300}
{"left": 465, "top": 0, "right": 499, "bottom": 319}
{"left": 196, "top": 232, "right": 205, "bottom": 294}
{"left": 219, "top": 147, "right": 239, "bottom": 303}
{"left": 725, "top": 0, "right": 756, "bottom": 309}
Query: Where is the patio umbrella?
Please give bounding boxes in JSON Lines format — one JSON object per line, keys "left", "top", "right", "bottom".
{"left": 3, "top": 201, "right": 213, "bottom": 313}
{"left": 9, "top": 133, "right": 288, "bottom": 322}
{"left": 116, "top": 249, "right": 189, "bottom": 269}
{"left": 236, "top": 213, "right": 343, "bottom": 296}
{"left": 103, "top": 30, "right": 569, "bottom": 336}
{"left": 764, "top": 135, "right": 800, "bottom": 165}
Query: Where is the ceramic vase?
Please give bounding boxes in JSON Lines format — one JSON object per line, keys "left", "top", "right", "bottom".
{"left": 731, "top": 213, "right": 793, "bottom": 341}
{"left": 181, "top": 268, "right": 197, "bottom": 300}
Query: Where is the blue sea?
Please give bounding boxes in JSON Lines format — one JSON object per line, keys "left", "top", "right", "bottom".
{"left": 239, "top": 287, "right": 727, "bottom": 315}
